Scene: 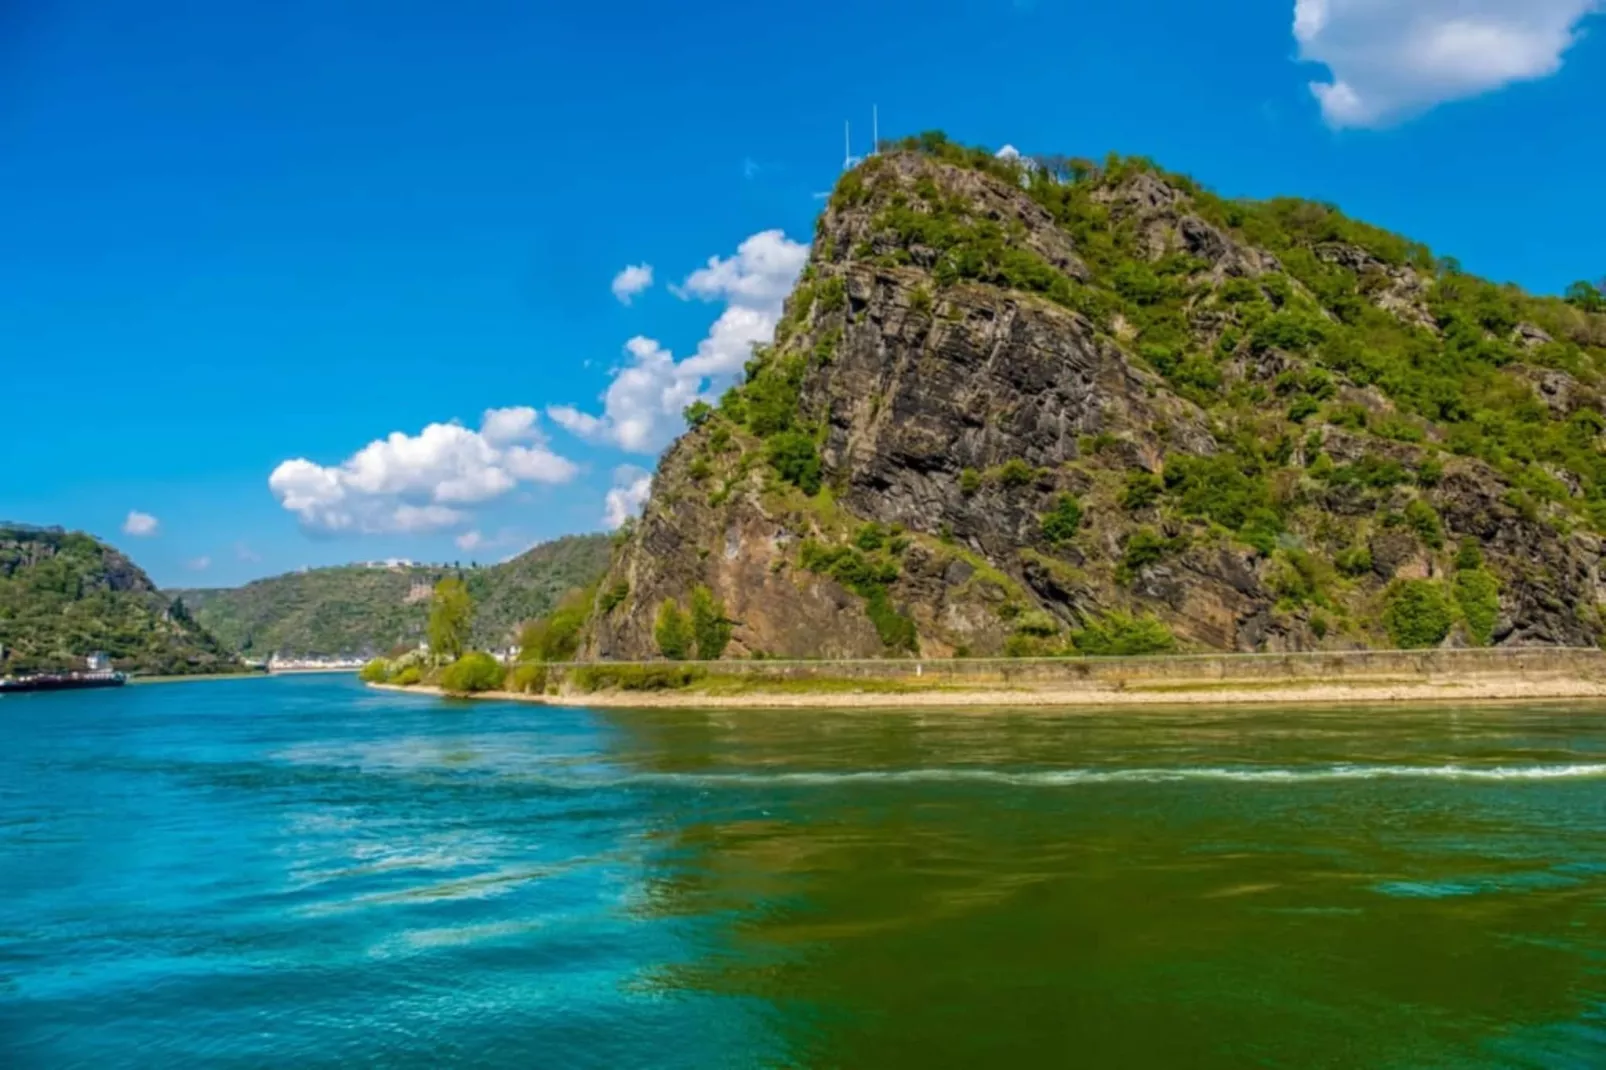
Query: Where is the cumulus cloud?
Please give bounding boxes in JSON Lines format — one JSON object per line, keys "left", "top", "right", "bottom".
{"left": 455, "top": 530, "right": 483, "bottom": 552}
{"left": 1294, "top": 0, "right": 1602, "bottom": 127}
{"left": 603, "top": 466, "right": 653, "bottom": 529}
{"left": 611, "top": 263, "right": 654, "bottom": 304}
{"left": 269, "top": 407, "right": 578, "bottom": 535}
{"left": 122, "top": 510, "right": 159, "bottom": 537}
{"left": 552, "top": 229, "right": 809, "bottom": 453}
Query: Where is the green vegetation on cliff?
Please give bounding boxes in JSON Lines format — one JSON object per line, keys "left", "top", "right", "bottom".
{"left": 0, "top": 524, "right": 243, "bottom": 675}
{"left": 174, "top": 534, "right": 610, "bottom": 657}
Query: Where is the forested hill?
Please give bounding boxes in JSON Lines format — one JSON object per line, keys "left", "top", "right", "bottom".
{"left": 580, "top": 135, "right": 1606, "bottom": 659}
{"left": 173, "top": 533, "right": 611, "bottom": 657}
{"left": 0, "top": 524, "right": 243, "bottom": 675}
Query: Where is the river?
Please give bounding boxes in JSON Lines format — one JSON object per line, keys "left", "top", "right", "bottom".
{"left": 4, "top": 674, "right": 1606, "bottom": 1067}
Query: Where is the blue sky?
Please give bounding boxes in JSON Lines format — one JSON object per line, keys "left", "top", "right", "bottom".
{"left": 3, "top": 0, "right": 1603, "bottom": 587}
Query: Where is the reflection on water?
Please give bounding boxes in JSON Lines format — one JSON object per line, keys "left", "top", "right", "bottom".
{"left": 4, "top": 675, "right": 1606, "bottom": 1067}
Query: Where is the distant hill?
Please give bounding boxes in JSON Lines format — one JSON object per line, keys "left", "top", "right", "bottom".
{"left": 173, "top": 534, "right": 611, "bottom": 657}
{"left": 0, "top": 523, "right": 244, "bottom": 675}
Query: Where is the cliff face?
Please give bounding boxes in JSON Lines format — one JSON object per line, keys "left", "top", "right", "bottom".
{"left": 0, "top": 524, "right": 242, "bottom": 674}
{"left": 585, "top": 141, "right": 1606, "bottom": 659}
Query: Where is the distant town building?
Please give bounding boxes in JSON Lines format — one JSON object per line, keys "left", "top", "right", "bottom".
{"left": 266, "top": 654, "right": 366, "bottom": 673}
{"left": 86, "top": 652, "right": 111, "bottom": 672}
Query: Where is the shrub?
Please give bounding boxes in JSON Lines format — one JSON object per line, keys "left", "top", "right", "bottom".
{"left": 1287, "top": 395, "right": 1321, "bottom": 423}
{"left": 1071, "top": 611, "right": 1177, "bottom": 656}
{"left": 854, "top": 523, "right": 887, "bottom": 551}
{"left": 1403, "top": 499, "right": 1445, "bottom": 549}
{"left": 1119, "top": 528, "right": 1170, "bottom": 581}
{"left": 1121, "top": 471, "right": 1162, "bottom": 510}
{"left": 1268, "top": 549, "right": 1330, "bottom": 606}
{"left": 995, "top": 458, "right": 1037, "bottom": 488}
{"left": 507, "top": 662, "right": 548, "bottom": 694}
{"left": 358, "top": 658, "right": 390, "bottom": 683}
{"left": 654, "top": 600, "right": 693, "bottom": 661}
{"left": 598, "top": 580, "right": 630, "bottom": 615}
{"left": 1163, "top": 454, "right": 1277, "bottom": 534}
{"left": 865, "top": 589, "right": 919, "bottom": 652}
{"left": 690, "top": 585, "right": 733, "bottom": 661}
{"left": 1453, "top": 570, "right": 1501, "bottom": 646}
{"left": 571, "top": 664, "right": 704, "bottom": 692}
{"left": 1334, "top": 545, "right": 1373, "bottom": 577}
{"left": 439, "top": 652, "right": 504, "bottom": 693}
{"left": 1040, "top": 494, "right": 1083, "bottom": 545}
{"left": 767, "top": 431, "right": 822, "bottom": 495}
{"left": 1382, "top": 581, "right": 1453, "bottom": 649}
{"left": 1327, "top": 454, "right": 1409, "bottom": 490}
{"left": 959, "top": 468, "right": 982, "bottom": 495}
{"left": 392, "top": 665, "right": 423, "bottom": 686}
{"left": 1454, "top": 538, "right": 1484, "bottom": 571}
{"left": 1013, "top": 610, "right": 1060, "bottom": 638}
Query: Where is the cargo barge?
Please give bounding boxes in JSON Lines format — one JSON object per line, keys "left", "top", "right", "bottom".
{"left": 0, "top": 670, "right": 128, "bottom": 694}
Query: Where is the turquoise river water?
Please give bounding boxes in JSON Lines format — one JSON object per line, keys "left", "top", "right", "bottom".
{"left": 4, "top": 674, "right": 1606, "bottom": 1067}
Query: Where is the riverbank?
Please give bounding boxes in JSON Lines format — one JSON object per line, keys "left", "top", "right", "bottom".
{"left": 370, "top": 648, "right": 1606, "bottom": 708}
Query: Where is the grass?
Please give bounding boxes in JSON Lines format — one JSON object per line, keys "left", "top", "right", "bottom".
{"left": 688, "top": 674, "right": 961, "bottom": 696}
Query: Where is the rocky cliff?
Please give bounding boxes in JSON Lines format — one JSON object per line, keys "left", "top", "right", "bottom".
{"left": 0, "top": 524, "right": 243, "bottom": 674}
{"left": 582, "top": 137, "right": 1606, "bottom": 659}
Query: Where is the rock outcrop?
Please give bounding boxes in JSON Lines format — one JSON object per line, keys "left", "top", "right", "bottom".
{"left": 581, "top": 140, "right": 1606, "bottom": 658}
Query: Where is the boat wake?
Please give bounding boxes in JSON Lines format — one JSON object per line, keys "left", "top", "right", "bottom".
{"left": 544, "top": 762, "right": 1606, "bottom": 789}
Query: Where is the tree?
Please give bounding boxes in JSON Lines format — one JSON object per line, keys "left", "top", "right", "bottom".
{"left": 1564, "top": 280, "right": 1605, "bottom": 313}
{"left": 654, "top": 599, "right": 692, "bottom": 661}
{"left": 1382, "top": 580, "right": 1453, "bottom": 649}
{"left": 690, "top": 585, "right": 733, "bottom": 661}
{"left": 427, "top": 577, "right": 474, "bottom": 661}
{"left": 766, "top": 431, "right": 822, "bottom": 495}
{"left": 518, "top": 587, "right": 591, "bottom": 662}
{"left": 439, "top": 651, "right": 503, "bottom": 693}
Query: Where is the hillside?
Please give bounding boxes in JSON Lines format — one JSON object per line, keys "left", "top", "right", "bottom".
{"left": 175, "top": 534, "right": 610, "bottom": 657}
{"left": 580, "top": 135, "right": 1606, "bottom": 659}
{"left": 0, "top": 524, "right": 244, "bottom": 675}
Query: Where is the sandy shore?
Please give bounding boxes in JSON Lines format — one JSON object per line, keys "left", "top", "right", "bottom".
{"left": 369, "top": 675, "right": 1606, "bottom": 710}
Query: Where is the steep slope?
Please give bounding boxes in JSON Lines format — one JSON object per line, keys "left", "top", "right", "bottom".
{"left": 0, "top": 524, "right": 243, "bottom": 675}
{"left": 176, "top": 534, "right": 610, "bottom": 657}
{"left": 584, "top": 137, "right": 1606, "bottom": 658}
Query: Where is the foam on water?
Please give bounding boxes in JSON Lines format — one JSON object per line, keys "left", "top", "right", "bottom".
{"left": 534, "top": 762, "right": 1606, "bottom": 789}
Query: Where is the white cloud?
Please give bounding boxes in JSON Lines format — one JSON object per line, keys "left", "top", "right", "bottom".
{"left": 603, "top": 466, "right": 653, "bottom": 529}
{"left": 268, "top": 406, "right": 578, "bottom": 535}
{"left": 1294, "top": 0, "right": 1602, "bottom": 127}
{"left": 187, "top": 556, "right": 211, "bottom": 571}
{"left": 553, "top": 229, "right": 809, "bottom": 454}
{"left": 234, "top": 541, "right": 261, "bottom": 563}
{"left": 611, "top": 263, "right": 654, "bottom": 305}
{"left": 122, "top": 510, "right": 159, "bottom": 537}
{"left": 455, "top": 530, "right": 483, "bottom": 552}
